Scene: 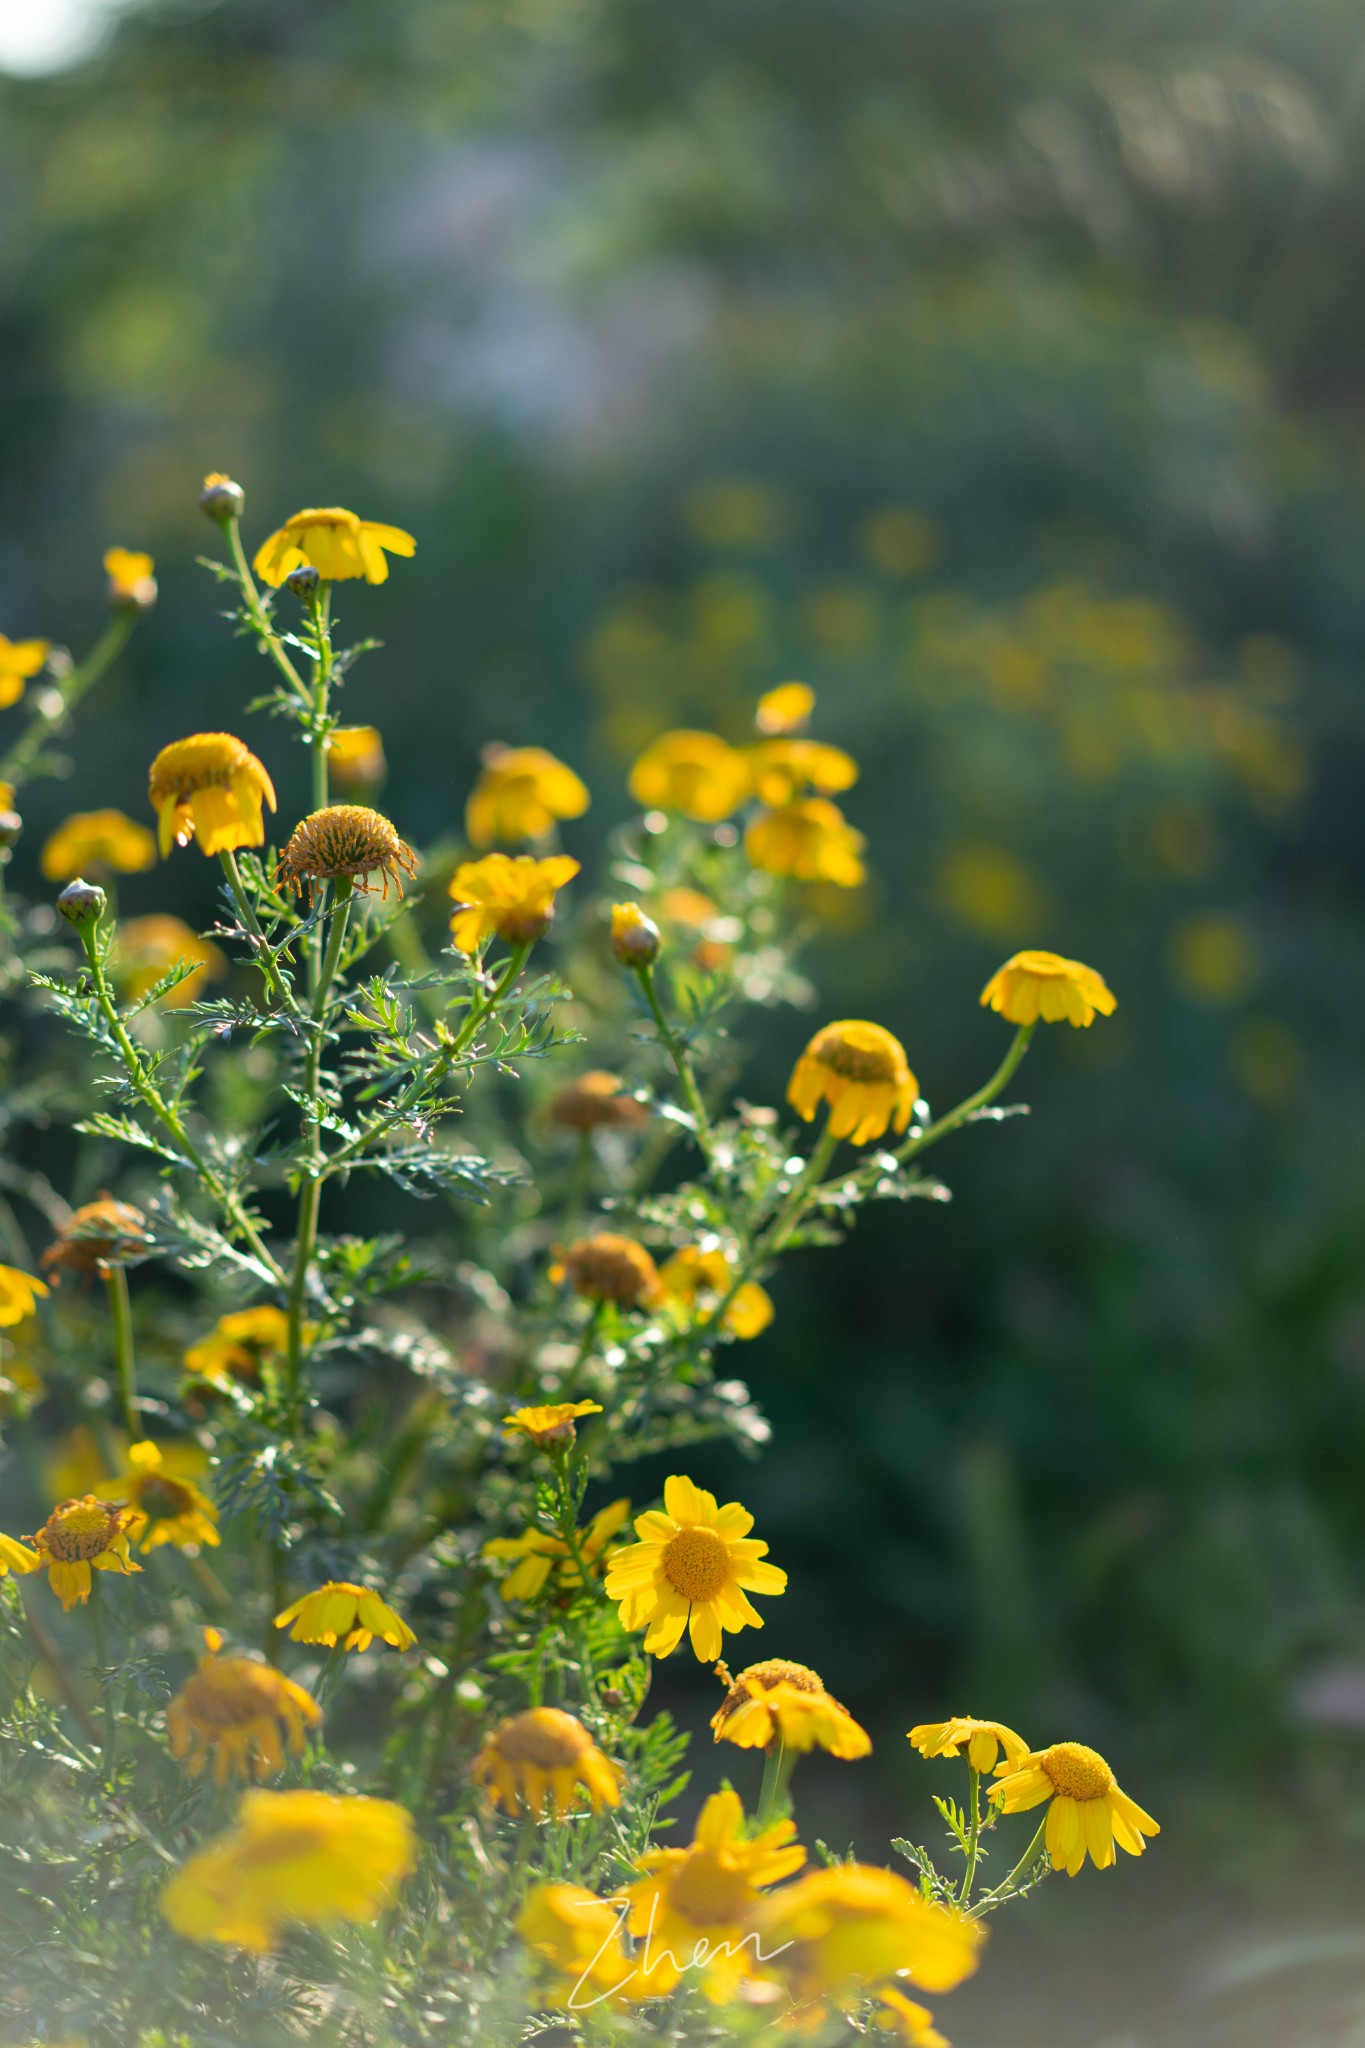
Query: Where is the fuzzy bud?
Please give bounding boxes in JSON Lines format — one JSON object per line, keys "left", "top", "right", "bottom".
{"left": 56, "top": 878, "right": 106, "bottom": 928}
{"left": 199, "top": 472, "right": 245, "bottom": 523}
{"left": 285, "top": 564, "right": 321, "bottom": 600}
{"left": 610, "top": 901, "right": 661, "bottom": 967}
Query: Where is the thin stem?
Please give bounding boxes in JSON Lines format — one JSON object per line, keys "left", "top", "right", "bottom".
{"left": 284, "top": 881, "right": 352, "bottom": 1424}
{"left": 959, "top": 1767, "right": 982, "bottom": 1904}
{"left": 307, "top": 584, "right": 333, "bottom": 815}
{"left": 688, "top": 1120, "right": 840, "bottom": 1346}
{"left": 895, "top": 1025, "right": 1034, "bottom": 1167}
{"left": 972, "top": 1814, "right": 1049, "bottom": 1915}
{"left": 103, "top": 1266, "right": 138, "bottom": 1440}
{"left": 222, "top": 514, "right": 308, "bottom": 702}
{"left": 756, "top": 1740, "right": 796, "bottom": 1826}
{"left": 633, "top": 961, "right": 713, "bottom": 1155}
{"left": 0, "top": 613, "right": 135, "bottom": 791}
{"left": 218, "top": 849, "right": 304, "bottom": 1019}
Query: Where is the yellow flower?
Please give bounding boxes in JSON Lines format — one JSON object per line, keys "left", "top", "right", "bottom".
{"left": 656, "top": 1245, "right": 773, "bottom": 1340}
{"left": 622, "top": 1787, "right": 804, "bottom": 2003}
{"left": 876, "top": 1985, "right": 950, "bottom": 2046}
{"left": 326, "top": 724, "right": 386, "bottom": 789}
{"left": 746, "top": 797, "right": 866, "bottom": 886}
{"left": 448, "top": 852, "right": 579, "bottom": 954}
{"left": 473, "top": 1706, "right": 621, "bottom": 1819}
{"left": 756, "top": 682, "right": 815, "bottom": 735}
{"left": 147, "top": 733, "right": 277, "bottom": 859}
{"left": 160, "top": 1789, "right": 415, "bottom": 1951}
{"left": 40, "top": 809, "right": 156, "bottom": 881}
{"left": 168, "top": 1629, "right": 320, "bottom": 1784}
{"left": 788, "top": 1020, "right": 917, "bottom": 1145}
{"left": 504, "top": 1400, "right": 602, "bottom": 1450}
{"left": 909, "top": 1717, "right": 1029, "bottom": 1775}
{"left": 747, "top": 1864, "right": 982, "bottom": 2013}
{"left": 275, "top": 804, "right": 417, "bottom": 902}
{"left": 113, "top": 915, "right": 227, "bottom": 1008}
{"left": 980, "top": 950, "right": 1116, "bottom": 1029}
{"left": 252, "top": 507, "right": 416, "bottom": 587}
{"left": 184, "top": 1304, "right": 298, "bottom": 1387}
{"left": 628, "top": 730, "right": 752, "bottom": 822}
{"left": 98, "top": 1440, "right": 220, "bottom": 1553}
{"left": 483, "top": 1497, "right": 630, "bottom": 1602}
{"left": 748, "top": 738, "right": 858, "bottom": 808}
{"left": 989, "top": 1742, "right": 1159, "bottom": 1876}
{"left": 550, "top": 1233, "right": 660, "bottom": 1308}
{"left": 0, "top": 1533, "right": 39, "bottom": 1578}
{"left": 104, "top": 548, "right": 156, "bottom": 609}
{"left": 604, "top": 1474, "right": 786, "bottom": 1663}
{"left": 518, "top": 1883, "right": 638, "bottom": 2011}
{"left": 0, "top": 635, "right": 50, "bottom": 708}
{"left": 550, "top": 1070, "right": 648, "bottom": 1132}
{"left": 0, "top": 1264, "right": 48, "bottom": 1328}
{"left": 466, "top": 745, "right": 590, "bottom": 847}
{"left": 712, "top": 1658, "right": 870, "bottom": 1759}
{"left": 28, "top": 1496, "right": 141, "bottom": 1609}
{"left": 41, "top": 1198, "right": 150, "bottom": 1280}
{"left": 274, "top": 1581, "right": 416, "bottom": 1653}
{"left": 609, "top": 900, "right": 662, "bottom": 965}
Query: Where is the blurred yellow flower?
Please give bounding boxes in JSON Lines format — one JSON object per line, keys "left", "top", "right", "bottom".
{"left": 104, "top": 548, "right": 156, "bottom": 609}
{"left": 41, "top": 809, "right": 156, "bottom": 881}
{"left": 113, "top": 915, "right": 227, "bottom": 1009}
{"left": 990, "top": 1741, "right": 1158, "bottom": 1876}
{"left": 274, "top": 1581, "right": 415, "bottom": 1653}
{"left": 1169, "top": 914, "right": 1256, "bottom": 1005}
{"left": 628, "top": 729, "right": 752, "bottom": 821}
{"left": 98, "top": 1439, "right": 219, "bottom": 1554}
{"left": 604, "top": 1473, "right": 786, "bottom": 1662}
{"left": 0, "top": 635, "right": 50, "bottom": 708}
{"left": 937, "top": 842, "right": 1046, "bottom": 941}
{"left": 147, "top": 733, "right": 277, "bottom": 859}
{"left": 326, "top": 724, "right": 386, "bottom": 789}
{"left": 756, "top": 681, "right": 815, "bottom": 734}
{"left": 168, "top": 1629, "right": 319, "bottom": 1784}
{"left": 712, "top": 1657, "right": 870, "bottom": 1758}
{"left": 549, "top": 1070, "right": 648, "bottom": 1131}
{"left": 788, "top": 1020, "right": 917, "bottom": 1146}
{"left": 656, "top": 1244, "right": 773, "bottom": 1339}
{"left": 746, "top": 797, "right": 866, "bottom": 887}
{"left": 622, "top": 1787, "right": 804, "bottom": 2002}
{"left": 0, "top": 1532, "right": 39, "bottom": 1578}
{"left": 253, "top": 507, "right": 416, "bottom": 586}
{"left": 466, "top": 744, "right": 589, "bottom": 847}
{"left": 517, "top": 1883, "right": 637, "bottom": 2010}
{"left": 748, "top": 738, "right": 858, "bottom": 808}
{"left": 504, "top": 1399, "right": 602, "bottom": 1450}
{"left": 483, "top": 1497, "right": 630, "bottom": 1602}
{"left": 160, "top": 1789, "right": 415, "bottom": 1950}
{"left": 803, "top": 577, "right": 878, "bottom": 654}
{"left": 980, "top": 950, "right": 1116, "bottom": 1028}
{"left": 909, "top": 1717, "right": 1029, "bottom": 1775}
{"left": 184, "top": 1304, "right": 296, "bottom": 1387}
{"left": 29, "top": 1496, "right": 141, "bottom": 1609}
{"left": 474, "top": 1706, "right": 621, "bottom": 1819}
{"left": 0, "top": 1264, "right": 48, "bottom": 1328}
{"left": 551, "top": 1232, "right": 659, "bottom": 1308}
{"left": 875, "top": 1986, "right": 950, "bottom": 2046}
{"left": 448, "top": 852, "right": 579, "bottom": 953}
{"left": 747, "top": 1863, "right": 982, "bottom": 2011}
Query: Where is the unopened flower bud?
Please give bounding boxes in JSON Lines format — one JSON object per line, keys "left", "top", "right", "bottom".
{"left": 0, "top": 809, "right": 21, "bottom": 850}
{"left": 56, "top": 878, "right": 106, "bottom": 928}
{"left": 199, "top": 472, "right": 245, "bottom": 523}
{"left": 104, "top": 548, "right": 157, "bottom": 613}
{"left": 610, "top": 901, "right": 661, "bottom": 967}
{"left": 285, "top": 564, "right": 320, "bottom": 600}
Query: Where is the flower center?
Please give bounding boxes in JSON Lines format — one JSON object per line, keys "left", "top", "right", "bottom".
{"left": 662, "top": 1528, "right": 730, "bottom": 1603}
{"left": 183, "top": 1659, "right": 287, "bottom": 1730}
{"left": 45, "top": 1499, "right": 119, "bottom": 1561}
{"left": 497, "top": 1709, "right": 591, "bottom": 1770}
{"left": 139, "top": 1475, "right": 194, "bottom": 1521}
{"left": 668, "top": 1851, "right": 754, "bottom": 1927}
{"left": 814, "top": 1026, "right": 900, "bottom": 1085}
{"left": 719, "top": 1657, "right": 823, "bottom": 1721}
{"left": 1041, "top": 1742, "right": 1113, "bottom": 1801}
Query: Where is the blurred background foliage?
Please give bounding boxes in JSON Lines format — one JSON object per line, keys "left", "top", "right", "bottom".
{"left": 3, "top": 0, "right": 1365, "bottom": 1955}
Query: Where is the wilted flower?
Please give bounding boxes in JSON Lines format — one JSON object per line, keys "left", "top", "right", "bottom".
{"left": 147, "top": 733, "right": 276, "bottom": 859}
{"left": 551, "top": 1233, "right": 659, "bottom": 1308}
{"left": 275, "top": 804, "right": 417, "bottom": 903}
{"left": 474, "top": 1707, "right": 621, "bottom": 1819}
{"left": 28, "top": 1497, "right": 141, "bottom": 1609}
{"left": 41, "top": 1199, "right": 150, "bottom": 1279}
{"left": 712, "top": 1657, "right": 870, "bottom": 1758}
{"left": 168, "top": 1629, "right": 319, "bottom": 1784}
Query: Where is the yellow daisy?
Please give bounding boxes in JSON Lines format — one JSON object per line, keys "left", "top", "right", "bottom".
{"left": 147, "top": 733, "right": 277, "bottom": 859}
{"left": 466, "top": 744, "right": 590, "bottom": 847}
{"left": 517, "top": 1883, "right": 638, "bottom": 2011}
{"left": 604, "top": 1474, "right": 786, "bottom": 1663}
{"left": 29, "top": 1496, "right": 141, "bottom": 1610}
{"left": 549, "top": 1070, "right": 648, "bottom": 1132}
{"left": 550, "top": 1233, "right": 660, "bottom": 1309}
{"left": 252, "top": 507, "right": 416, "bottom": 587}
{"left": 274, "top": 1581, "right": 416, "bottom": 1653}
{"left": 0, "top": 634, "right": 50, "bottom": 709}
{"left": 448, "top": 852, "right": 579, "bottom": 953}
{"left": 105, "top": 548, "right": 157, "bottom": 609}
{"left": 0, "top": 1264, "right": 48, "bottom": 1328}
{"left": 622, "top": 1786, "right": 804, "bottom": 2003}
{"left": 748, "top": 738, "right": 858, "bottom": 808}
{"left": 168, "top": 1629, "right": 320, "bottom": 1784}
{"left": 113, "top": 916, "right": 227, "bottom": 1008}
{"left": 98, "top": 1440, "right": 220, "bottom": 1554}
{"left": 275, "top": 804, "right": 417, "bottom": 903}
{"left": 160, "top": 1789, "right": 415, "bottom": 1951}
{"left": 712, "top": 1658, "right": 871, "bottom": 1759}
{"left": 504, "top": 1400, "right": 602, "bottom": 1450}
{"left": 989, "top": 1742, "right": 1159, "bottom": 1876}
{"left": 980, "top": 950, "right": 1116, "bottom": 1028}
{"left": 628, "top": 729, "right": 752, "bottom": 822}
{"left": 756, "top": 681, "right": 815, "bottom": 735}
{"left": 748, "top": 1864, "right": 983, "bottom": 2012}
{"left": 788, "top": 1019, "right": 917, "bottom": 1145}
{"left": 483, "top": 1497, "right": 630, "bottom": 1602}
{"left": 908, "top": 1717, "right": 1030, "bottom": 1776}
{"left": 473, "top": 1706, "right": 621, "bottom": 1819}
{"left": 656, "top": 1245, "right": 773, "bottom": 1340}
{"left": 183, "top": 1304, "right": 296, "bottom": 1387}
{"left": 745, "top": 797, "right": 866, "bottom": 886}
{"left": 40, "top": 809, "right": 156, "bottom": 881}
{"left": 326, "top": 724, "right": 386, "bottom": 789}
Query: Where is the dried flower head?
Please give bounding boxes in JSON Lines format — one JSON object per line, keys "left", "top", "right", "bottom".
{"left": 551, "top": 1233, "right": 660, "bottom": 1308}
{"left": 712, "top": 1656, "right": 870, "bottom": 1757}
{"left": 41, "top": 1199, "right": 150, "bottom": 1280}
{"left": 275, "top": 804, "right": 417, "bottom": 903}
{"left": 29, "top": 1496, "right": 141, "bottom": 1609}
{"left": 549, "top": 1070, "right": 648, "bottom": 1132}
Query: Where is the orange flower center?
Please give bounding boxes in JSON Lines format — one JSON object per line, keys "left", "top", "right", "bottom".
{"left": 44, "top": 1498, "right": 120, "bottom": 1561}
{"left": 1040, "top": 1742, "right": 1113, "bottom": 1801}
{"left": 668, "top": 1851, "right": 753, "bottom": 1927}
{"left": 662, "top": 1527, "right": 730, "bottom": 1603}
{"left": 813, "top": 1028, "right": 899, "bottom": 1084}
{"left": 181, "top": 1659, "right": 292, "bottom": 1731}
{"left": 718, "top": 1657, "right": 823, "bottom": 1721}
{"left": 496, "top": 1709, "right": 591, "bottom": 1770}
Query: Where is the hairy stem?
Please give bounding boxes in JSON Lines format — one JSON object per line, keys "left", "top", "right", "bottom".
{"left": 218, "top": 849, "right": 304, "bottom": 1018}
{"left": 633, "top": 960, "right": 713, "bottom": 1156}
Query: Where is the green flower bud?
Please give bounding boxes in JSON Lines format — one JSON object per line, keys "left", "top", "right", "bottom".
{"left": 56, "top": 878, "right": 106, "bottom": 928}
{"left": 199, "top": 472, "right": 245, "bottom": 523}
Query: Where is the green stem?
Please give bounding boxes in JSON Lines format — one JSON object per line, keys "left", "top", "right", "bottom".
{"left": 634, "top": 960, "right": 713, "bottom": 1155}
{"left": 223, "top": 514, "right": 309, "bottom": 703}
{"left": 284, "top": 880, "right": 352, "bottom": 1424}
{"left": 689, "top": 1120, "right": 840, "bottom": 1346}
{"left": 972, "top": 1814, "right": 1049, "bottom": 1915}
{"left": 103, "top": 1266, "right": 138, "bottom": 1440}
{"left": 77, "top": 922, "right": 286, "bottom": 1284}
{"left": 307, "top": 584, "right": 333, "bottom": 815}
{"left": 959, "top": 1767, "right": 982, "bottom": 1904}
{"left": 0, "top": 613, "right": 135, "bottom": 792}
{"left": 895, "top": 1025, "right": 1034, "bottom": 1167}
{"left": 755, "top": 1739, "right": 796, "bottom": 1826}
{"left": 218, "top": 849, "right": 305, "bottom": 1018}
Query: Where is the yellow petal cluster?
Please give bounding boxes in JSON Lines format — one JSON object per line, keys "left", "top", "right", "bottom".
{"left": 274, "top": 1580, "right": 416, "bottom": 1653}
{"left": 745, "top": 796, "right": 865, "bottom": 886}
{"left": 604, "top": 1474, "right": 785, "bottom": 1662}
{"left": 989, "top": 1741, "right": 1158, "bottom": 1875}
{"left": 788, "top": 1020, "right": 917, "bottom": 1145}
{"left": 98, "top": 1439, "right": 220, "bottom": 1553}
{"left": 40, "top": 809, "right": 156, "bottom": 880}
{"left": 755, "top": 681, "right": 815, "bottom": 735}
{"left": 105, "top": 548, "right": 156, "bottom": 608}
{"left": 326, "top": 724, "right": 386, "bottom": 789}
{"left": 517, "top": 1882, "right": 637, "bottom": 2010}
{"left": 168, "top": 1629, "right": 319, "bottom": 1784}
{"left": 908, "top": 1716, "right": 1030, "bottom": 1775}
{"left": 0, "top": 1264, "right": 48, "bottom": 1328}
{"left": 473, "top": 1706, "right": 621, "bottom": 1819}
{"left": 448, "top": 852, "right": 579, "bottom": 953}
{"left": 147, "top": 733, "right": 277, "bottom": 859}
{"left": 656, "top": 1244, "right": 773, "bottom": 1340}
{"left": 980, "top": 950, "right": 1116, "bottom": 1028}
{"left": 483, "top": 1497, "right": 630, "bottom": 1602}
{"left": 466, "top": 745, "right": 589, "bottom": 847}
{"left": 253, "top": 507, "right": 416, "bottom": 586}
{"left": 747, "top": 1863, "right": 983, "bottom": 2015}
{"left": 748, "top": 737, "right": 858, "bottom": 808}
{"left": 712, "top": 1658, "right": 870, "bottom": 1758}
{"left": 29, "top": 1496, "right": 141, "bottom": 1609}
{"left": 503, "top": 1399, "right": 602, "bottom": 1450}
{"left": 0, "top": 634, "right": 50, "bottom": 708}
{"left": 183, "top": 1304, "right": 295, "bottom": 1387}
{"left": 628, "top": 730, "right": 751, "bottom": 821}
